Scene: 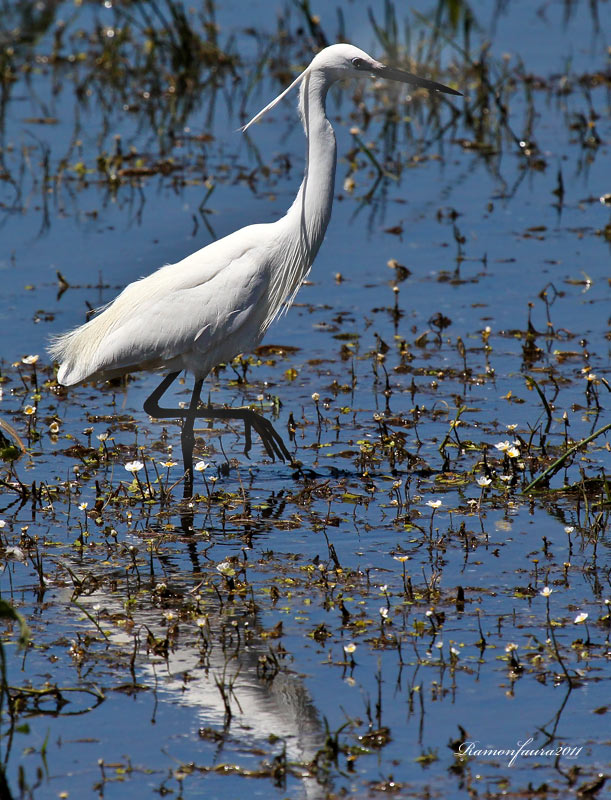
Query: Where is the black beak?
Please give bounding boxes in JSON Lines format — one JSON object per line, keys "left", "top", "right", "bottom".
{"left": 376, "top": 63, "right": 462, "bottom": 96}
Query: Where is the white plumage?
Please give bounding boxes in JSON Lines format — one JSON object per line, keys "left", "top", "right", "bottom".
{"left": 49, "top": 44, "right": 459, "bottom": 492}
{"left": 52, "top": 225, "right": 279, "bottom": 383}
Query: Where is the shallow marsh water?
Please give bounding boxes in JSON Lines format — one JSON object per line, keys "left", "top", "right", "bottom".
{"left": 0, "top": 1, "right": 609, "bottom": 798}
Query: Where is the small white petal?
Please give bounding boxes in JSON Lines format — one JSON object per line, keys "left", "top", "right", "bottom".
{"left": 124, "top": 460, "right": 144, "bottom": 473}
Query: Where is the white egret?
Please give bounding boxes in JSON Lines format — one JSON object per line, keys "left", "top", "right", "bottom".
{"left": 49, "top": 44, "right": 460, "bottom": 493}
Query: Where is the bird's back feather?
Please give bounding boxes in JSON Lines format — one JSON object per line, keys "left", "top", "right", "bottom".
{"left": 50, "top": 224, "right": 275, "bottom": 384}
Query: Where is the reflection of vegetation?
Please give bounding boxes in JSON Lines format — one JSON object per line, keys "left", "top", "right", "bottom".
{"left": 0, "top": 0, "right": 245, "bottom": 237}
{"left": 94, "top": 0, "right": 239, "bottom": 132}
{"left": 0, "top": 599, "right": 30, "bottom": 800}
{"left": 0, "top": 0, "right": 608, "bottom": 235}
{"left": 0, "top": 0, "right": 57, "bottom": 52}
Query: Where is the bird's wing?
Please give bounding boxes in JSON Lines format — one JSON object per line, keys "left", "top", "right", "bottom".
{"left": 55, "top": 225, "right": 274, "bottom": 383}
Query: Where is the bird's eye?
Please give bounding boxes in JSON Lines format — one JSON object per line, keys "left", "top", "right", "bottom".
{"left": 351, "top": 57, "right": 365, "bottom": 69}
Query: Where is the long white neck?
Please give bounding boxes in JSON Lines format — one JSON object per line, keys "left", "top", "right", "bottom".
{"left": 264, "top": 69, "right": 336, "bottom": 329}
{"left": 285, "top": 70, "right": 337, "bottom": 261}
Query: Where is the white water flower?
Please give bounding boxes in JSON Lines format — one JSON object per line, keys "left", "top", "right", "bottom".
{"left": 124, "top": 460, "right": 144, "bottom": 473}
{"left": 540, "top": 586, "right": 552, "bottom": 597}
{"left": 574, "top": 613, "right": 588, "bottom": 624}
{"left": 477, "top": 476, "right": 492, "bottom": 487}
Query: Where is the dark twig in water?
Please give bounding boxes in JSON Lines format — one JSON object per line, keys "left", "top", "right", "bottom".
{"left": 525, "top": 374, "right": 552, "bottom": 427}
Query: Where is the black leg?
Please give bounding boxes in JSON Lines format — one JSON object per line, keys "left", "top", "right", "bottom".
{"left": 143, "top": 371, "right": 182, "bottom": 418}
{"left": 143, "top": 373, "right": 294, "bottom": 494}
{"left": 181, "top": 378, "right": 204, "bottom": 497}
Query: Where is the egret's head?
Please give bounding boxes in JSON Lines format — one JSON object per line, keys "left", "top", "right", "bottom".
{"left": 242, "top": 42, "right": 460, "bottom": 132}
{"left": 310, "top": 43, "right": 461, "bottom": 95}
{"left": 308, "top": 44, "right": 381, "bottom": 80}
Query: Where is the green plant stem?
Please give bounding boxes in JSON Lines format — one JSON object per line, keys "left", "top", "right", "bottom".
{"left": 523, "top": 422, "right": 611, "bottom": 493}
{"left": 72, "top": 601, "right": 111, "bottom": 641}
{"left": 0, "top": 418, "right": 27, "bottom": 453}
{"left": 352, "top": 132, "right": 398, "bottom": 181}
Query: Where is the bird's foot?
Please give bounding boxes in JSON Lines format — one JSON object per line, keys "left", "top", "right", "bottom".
{"left": 240, "top": 408, "right": 293, "bottom": 463}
